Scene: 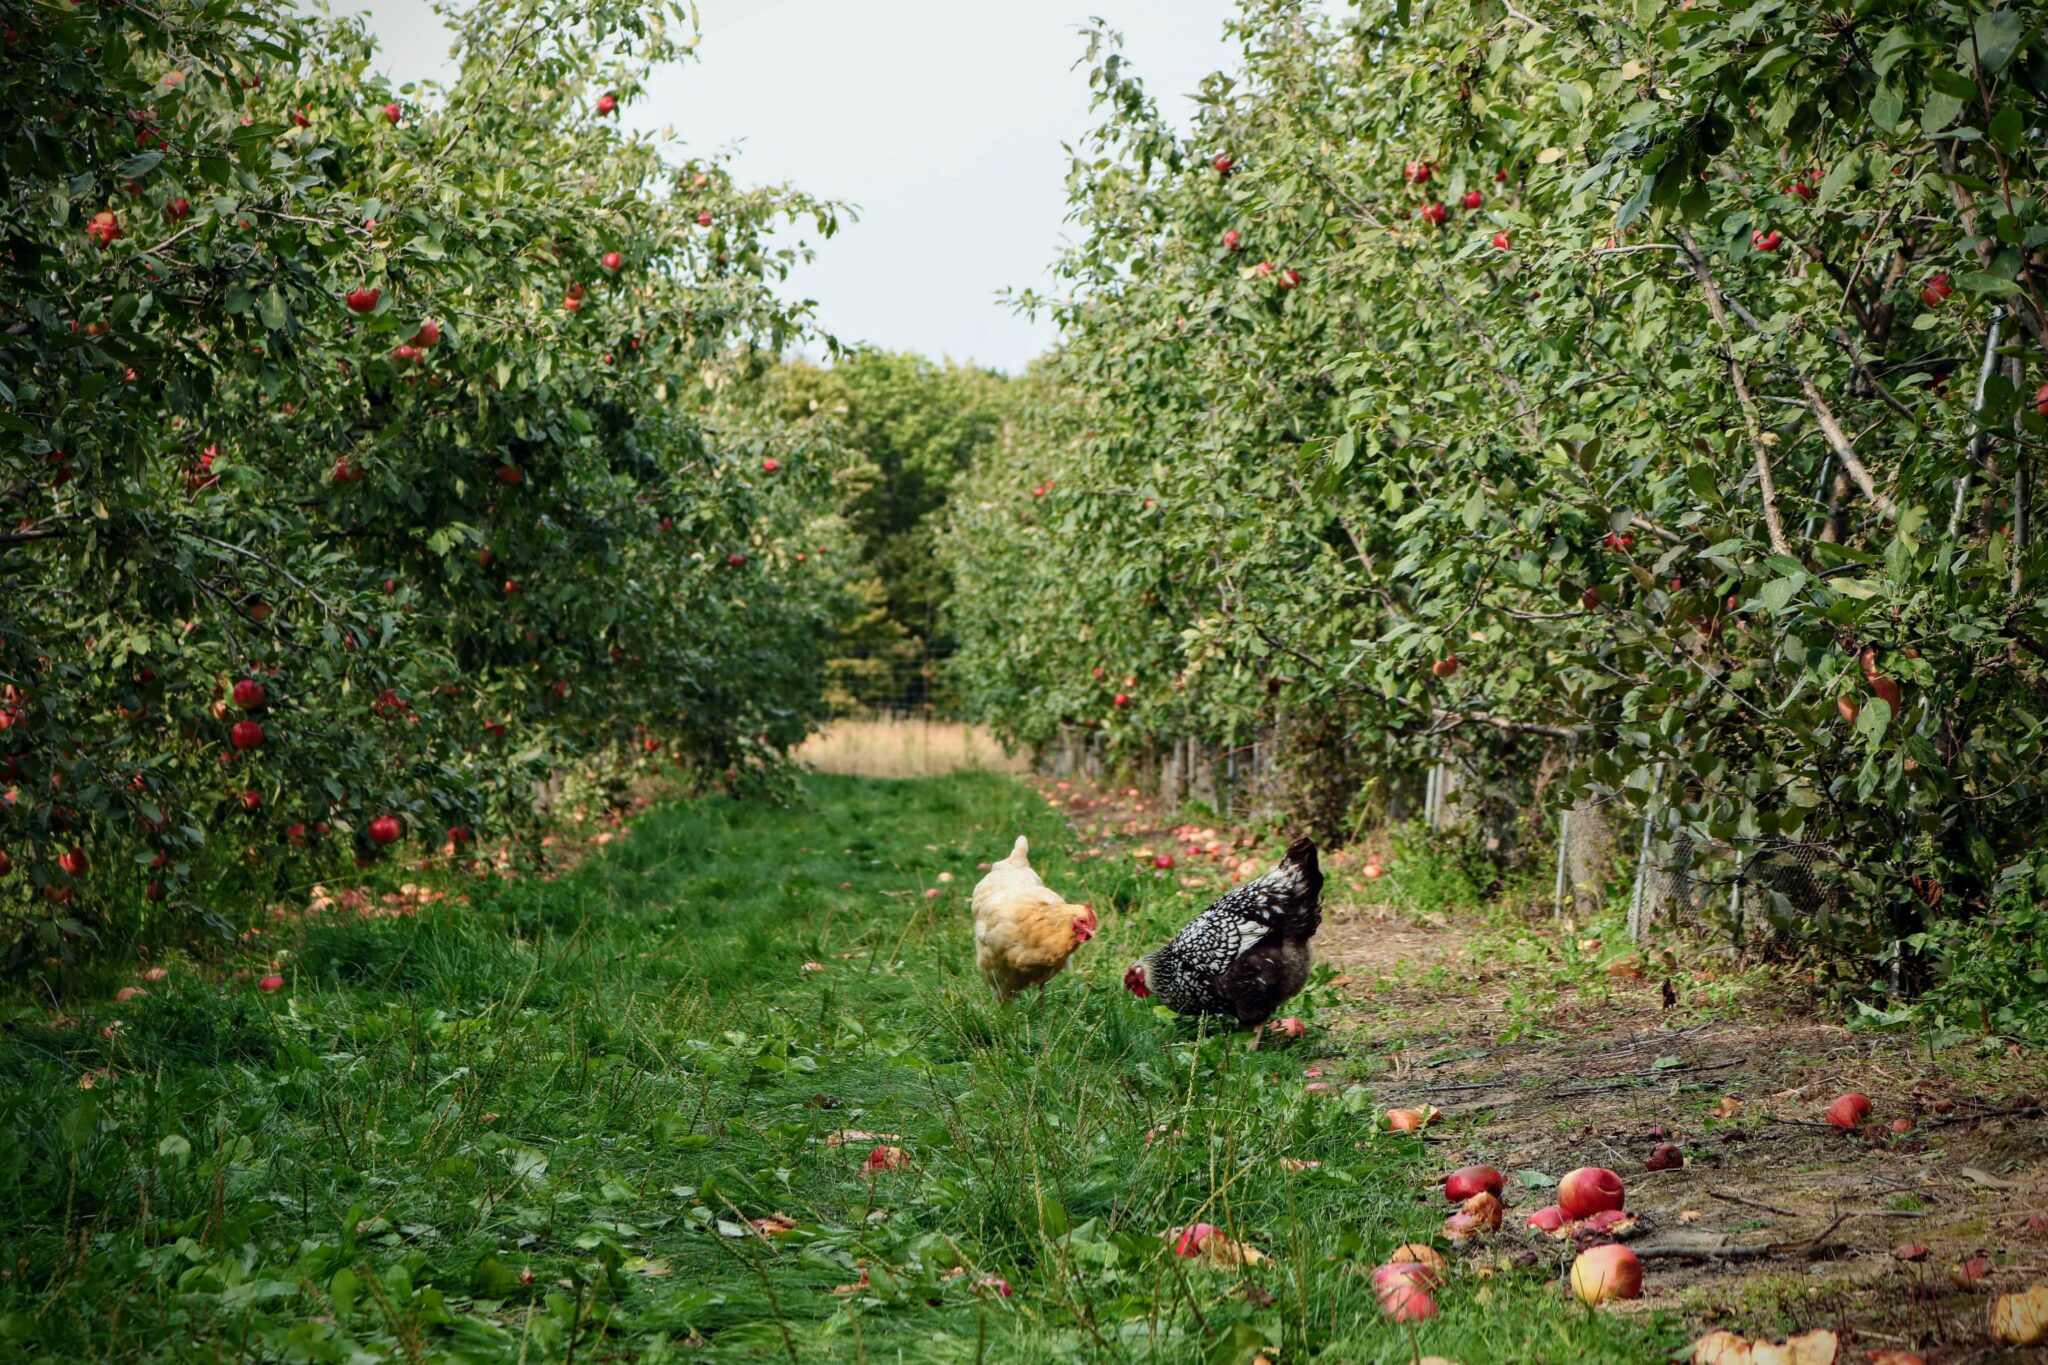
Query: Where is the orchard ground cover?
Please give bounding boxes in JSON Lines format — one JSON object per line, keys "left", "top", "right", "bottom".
{"left": 2, "top": 772, "right": 1699, "bottom": 1364}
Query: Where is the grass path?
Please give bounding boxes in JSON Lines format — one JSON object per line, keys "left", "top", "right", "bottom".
{"left": 1, "top": 773, "right": 1682, "bottom": 1362}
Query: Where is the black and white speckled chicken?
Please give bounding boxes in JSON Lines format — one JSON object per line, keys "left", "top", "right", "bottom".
{"left": 1122, "top": 837, "right": 1322, "bottom": 1028}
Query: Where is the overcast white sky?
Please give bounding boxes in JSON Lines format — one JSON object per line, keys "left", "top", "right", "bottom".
{"left": 349, "top": 0, "right": 1249, "bottom": 372}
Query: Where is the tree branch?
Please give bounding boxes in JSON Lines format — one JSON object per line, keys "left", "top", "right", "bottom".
{"left": 1678, "top": 231, "right": 1794, "bottom": 558}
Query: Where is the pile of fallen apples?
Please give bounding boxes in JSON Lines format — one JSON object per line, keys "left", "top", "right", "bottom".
{"left": 1365, "top": 1161, "right": 1644, "bottom": 1323}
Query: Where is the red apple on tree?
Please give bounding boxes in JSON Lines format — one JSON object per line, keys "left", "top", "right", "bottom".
{"left": 367, "top": 814, "right": 403, "bottom": 846}
{"left": 496, "top": 464, "right": 524, "bottom": 486}
{"left": 1212, "top": 153, "right": 1233, "bottom": 176}
{"left": 1751, "top": 229, "right": 1782, "bottom": 252}
{"left": 1431, "top": 656, "right": 1459, "bottom": 678}
{"left": 230, "top": 719, "right": 265, "bottom": 750}
{"left": 1492, "top": 230, "right": 1511, "bottom": 249}
{"left": 1113, "top": 692, "right": 1130, "bottom": 707}
{"left": 345, "top": 287, "right": 380, "bottom": 314}
{"left": 1277, "top": 268, "right": 1301, "bottom": 289}
{"left": 232, "top": 677, "right": 266, "bottom": 710}
{"left": 410, "top": 319, "right": 441, "bottom": 347}
{"left": 596, "top": 91, "right": 618, "bottom": 115}
{"left": 1461, "top": 189, "right": 1483, "bottom": 209}
{"left": 167, "top": 197, "right": 191, "bottom": 221}
{"left": 602, "top": 250, "right": 622, "bottom": 271}
{"left": 762, "top": 458, "right": 780, "bottom": 473}
{"left": 1921, "top": 272, "right": 1953, "bottom": 306}
{"left": 1420, "top": 201, "right": 1446, "bottom": 226}
{"left": 60, "top": 846, "right": 89, "bottom": 876}
{"left": 1222, "top": 228, "right": 1241, "bottom": 251}
{"left": 239, "top": 788, "right": 261, "bottom": 812}
{"left": 1404, "top": 159, "right": 1433, "bottom": 184}
{"left": 696, "top": 210, "right": 713, "bottom": 228}
{"left": 86, "top": 210, "right": 121, "bottom": 247}
{"left": 381, "top": 102, "right": 402, "bottom": 125}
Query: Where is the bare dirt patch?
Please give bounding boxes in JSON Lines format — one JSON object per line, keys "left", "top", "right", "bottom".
{"left": 1319, "top": 905, "right": 2048, "bottom": 1361}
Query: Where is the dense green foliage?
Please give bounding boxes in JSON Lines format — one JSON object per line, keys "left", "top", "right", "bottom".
{"left": 0, "top": 774, "right": 1683, "bottom": 1363}
{"left": 0, "top": 0, "right": 857, "bottom": 961}
{"left": 946, "top": 0, "right": 2048, "bottom": 993}
{"left": 764, "top": 353, "right": 1011, "bottom": 709}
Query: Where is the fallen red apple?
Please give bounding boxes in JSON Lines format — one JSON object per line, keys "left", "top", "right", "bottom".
{"left": 1825, "top": 1092, "right": 1872, "bottom": 1130}
{"left": 1377, "top": 1279, "right": 1437, "bottom": 1321}
{"left": 1272, "top": 1016, "right": 1305, "bottom": 1038}
{"left": 1444, "top": 1165, "right": 1505, "bottom": 1202}
{"left": 1526, "top": 1204, "right": 1566, "bottom": 1233}
{"left": 1362, "top": 861, "right": 1384, "bottom": 879}
{"left": 1557, "top": 1167, "right": 1626, "bottom": 1219}
{"left": 1173, "top": 1222, "right": 1216, "bottom": 1257}
{"left": 1385, "top": 1244, "right": 1446, "bottom": 1275}
{"left": 1372, "top": 1260, "right": 1439, "bottom": 1296}
{"left": 258, "top": 974, "right": 285, "bottom": 991}
{"left": 1153, "top": 853, "right": 1174, "bottom": 870}
{"left": 1570, "top": 1244, "right": 1642, "bottom": 1304}
{"left": 1644, "top": 1143, "right": 1683, "bottom": 1172}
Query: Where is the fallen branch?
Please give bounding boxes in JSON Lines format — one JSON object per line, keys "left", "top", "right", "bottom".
{"left": 1708, "top": 1188, "right": 1794, "bottom": 1217}
{"left": 1633, "top": 1212, "right": 1851, "bottom": 1264}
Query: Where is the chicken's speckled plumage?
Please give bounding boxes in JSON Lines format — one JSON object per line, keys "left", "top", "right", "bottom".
{"left": 1129, "top": 837, "right": 1322, "bottom": 1028}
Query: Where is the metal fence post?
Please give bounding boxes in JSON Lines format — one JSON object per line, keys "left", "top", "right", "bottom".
{"left": 1552, "top": 808, "right": 1572, "bottom": 921}
{"left": 1625, "top": 763, "right": 1665, "bottom": 940}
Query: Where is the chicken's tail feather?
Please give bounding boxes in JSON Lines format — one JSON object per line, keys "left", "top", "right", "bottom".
{"left": 1007, "top": 834, "right": 1030, "bottom": 865}
{"left": 1274, "top": 836, "right": 1324, "bottom": 935}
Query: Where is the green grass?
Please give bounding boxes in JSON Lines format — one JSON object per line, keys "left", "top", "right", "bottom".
{"left": 0, "top": 773, "right": 1687, "bottom": 1362}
